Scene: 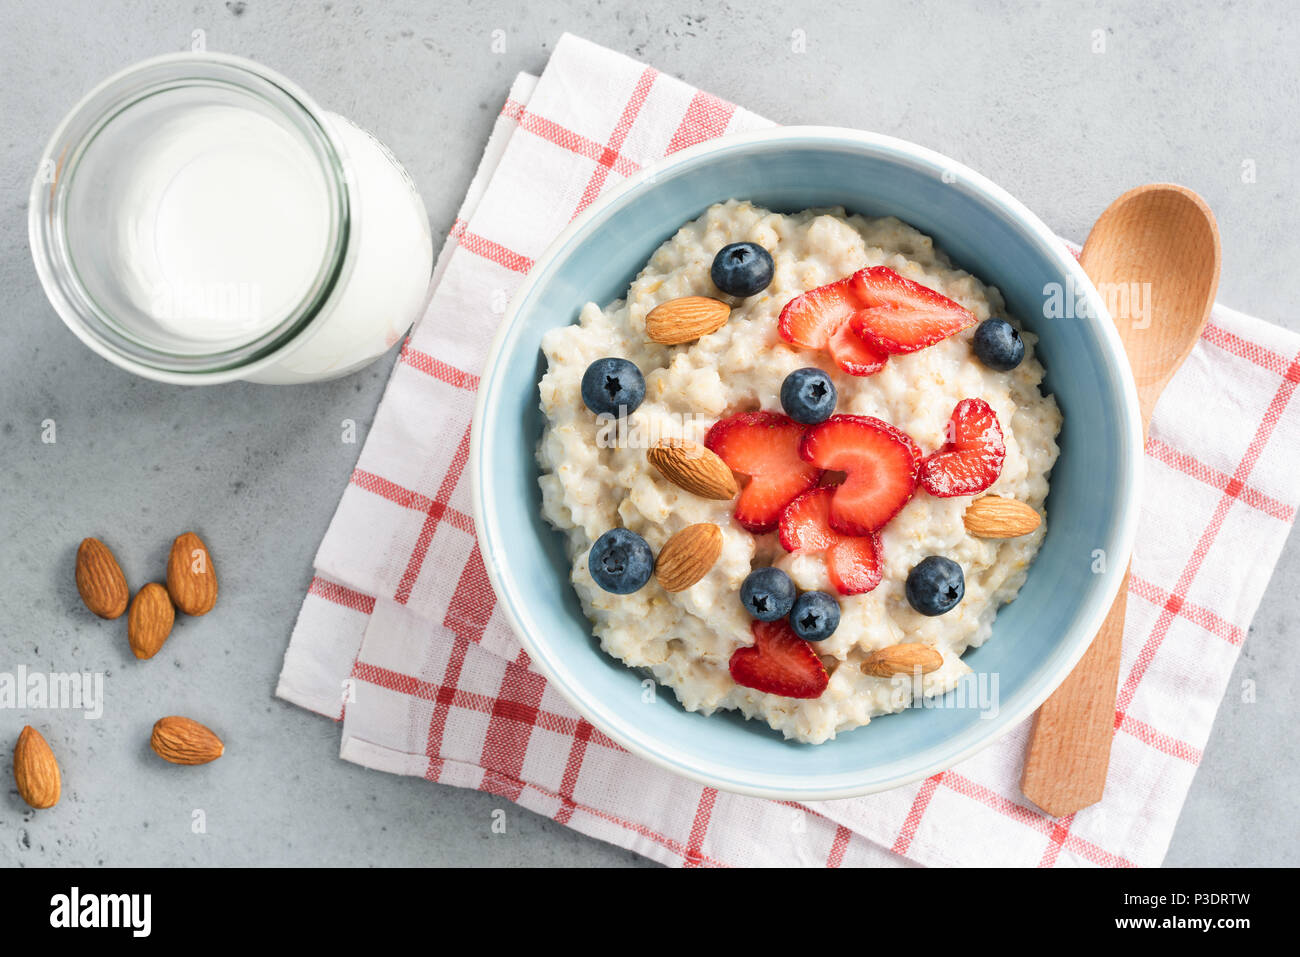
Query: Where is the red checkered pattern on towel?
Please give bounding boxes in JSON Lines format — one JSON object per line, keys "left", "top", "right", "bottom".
{"left": 277, "top": 34, "right": 1300, "bottom": 867}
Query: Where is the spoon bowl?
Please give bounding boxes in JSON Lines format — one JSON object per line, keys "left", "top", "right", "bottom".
{"left": 1080, "top": 185, "right": 1222, "bottom": 426}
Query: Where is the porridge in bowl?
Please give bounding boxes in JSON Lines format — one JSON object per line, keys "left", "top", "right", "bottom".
{"left": 536, "top": 200, "right": 1061, "bottom": 744}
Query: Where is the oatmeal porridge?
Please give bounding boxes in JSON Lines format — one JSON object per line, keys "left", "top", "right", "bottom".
{"left": 536, "top": 199, "right": 1061, "bottom": 744}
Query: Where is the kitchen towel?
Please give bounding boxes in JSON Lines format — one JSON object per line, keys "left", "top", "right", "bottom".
{"left": 276, "top": 33, "right": 1300, "bottom": 867}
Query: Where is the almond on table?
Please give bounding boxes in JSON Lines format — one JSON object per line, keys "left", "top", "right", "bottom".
{"left": 127, "top": 582, "right": 175, "bottom": 660}
{"left": 13, "top": 725, "right": 61, "bottom": 810}
{"left": 150, "top": 716, "right": 225, "bottom": 765}
{"left": 75, "top": 537, "right": 129, "bottom": 619}
{"left": 166, "top": 531, "right": 218, "bottom": 615}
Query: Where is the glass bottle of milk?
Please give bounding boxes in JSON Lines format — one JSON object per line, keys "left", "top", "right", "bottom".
{"left": 29, "top": 53, "right": 434, "bottom": 384}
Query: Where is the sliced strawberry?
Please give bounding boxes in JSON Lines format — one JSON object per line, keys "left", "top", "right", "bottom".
{"left": 778, "top": 486, "right": 840, "bottom": 553}
{"left": 779, "top": 487, "right": 884, "bottom": 595}
{"left": 798, "top": 415, "right": 921, "bottom": 535}
{"left": 777, "top": 276, "right": 857, "bottom": 350}
{"left": 826, "top": 533, "right": 884, "bottom": 596}
{"left": 848, "top": 266, "right": 977, "bottom": 354}
{"left": 919, "top": 398, "right": 1006, "bottom": 497}
{"left": 827, "top": 320, "right": 888, "bottom": 376}
{"left": 704, "top": 411, "right": 822, "bottom": 534}
{"left": 729, "top": 618, "right": 829, "bottom": 699}
{"left": 777, "top": 276, "right": 887, "bottom": 377}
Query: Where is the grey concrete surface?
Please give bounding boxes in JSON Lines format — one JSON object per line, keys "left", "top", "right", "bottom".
{"left": 1, "top": 0, "right": 1296, "bottom": 867}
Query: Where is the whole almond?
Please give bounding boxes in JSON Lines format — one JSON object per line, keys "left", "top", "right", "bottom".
{"left": 645, "top": 296, "right": 731, "bottom": 344}
{"left": 14, "top": 726, "right": 61, "bottom": 809}
{"left": 150, "top": 716, "right": 224, "bottom": 766}
{"left": 963, "top": 495, "right": 1042, "bottom": 539}
{"left": 75, "top": 537, "right": 129, "bottom": 619}
{"left": 861, "top": 643, "right": 944, "bottom": 678}
{"left": 166, "top": 531, "right": 218, "bottom": 616}
{"left": 646, "top": 439, "right": 739, "bottom": 500}
{"left": 655, "top": 523, "right": 723, "bottom": 592}
{"left": 128, "top": 583, "right": 175, "bottom": 660}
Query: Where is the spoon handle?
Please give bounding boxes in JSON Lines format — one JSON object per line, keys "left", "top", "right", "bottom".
{"left": 1021, "top": 566, "right": 1129, "bottom": 816}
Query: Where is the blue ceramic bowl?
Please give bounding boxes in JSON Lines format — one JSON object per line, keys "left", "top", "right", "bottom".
{"left": 471, "top": 127, "right": 1141, "bottom": 800}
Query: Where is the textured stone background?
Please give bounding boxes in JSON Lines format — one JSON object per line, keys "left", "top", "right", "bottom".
{"left": 1, "top": 0, "right": 1295, "bottom": 866}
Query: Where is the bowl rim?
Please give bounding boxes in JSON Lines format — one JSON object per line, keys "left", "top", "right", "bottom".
{"left": 470, "top": 125, "right": 1143, "bottom": 800}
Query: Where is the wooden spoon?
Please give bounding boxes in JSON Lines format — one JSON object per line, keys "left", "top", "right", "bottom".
{"left": 1020, "top": 184, "right": 1221, "bottom": 818}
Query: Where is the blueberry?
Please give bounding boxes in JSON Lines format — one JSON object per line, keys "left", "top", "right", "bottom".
{"left": 740, "top": 567, "right": 796, "bottom": 621}
{"left": 789, "top": 590, "right": 841, "bottom": 641}
{"left": 588, "top": 528, "right": 654, "bottom": 594}
{"left": 710, "top": 242, "right": 774, "bottom": 297}
{"left": 905, "top": 556, "right": 965, "bottom": 616}
{"left": 972, "top": 318, "right": 1025, "bottom": 372}
{"left": 780, "top": 367, "right": 838, "bottom": 424}
{"left": 580, "top": 358, "right": 645, "bottom": 416}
